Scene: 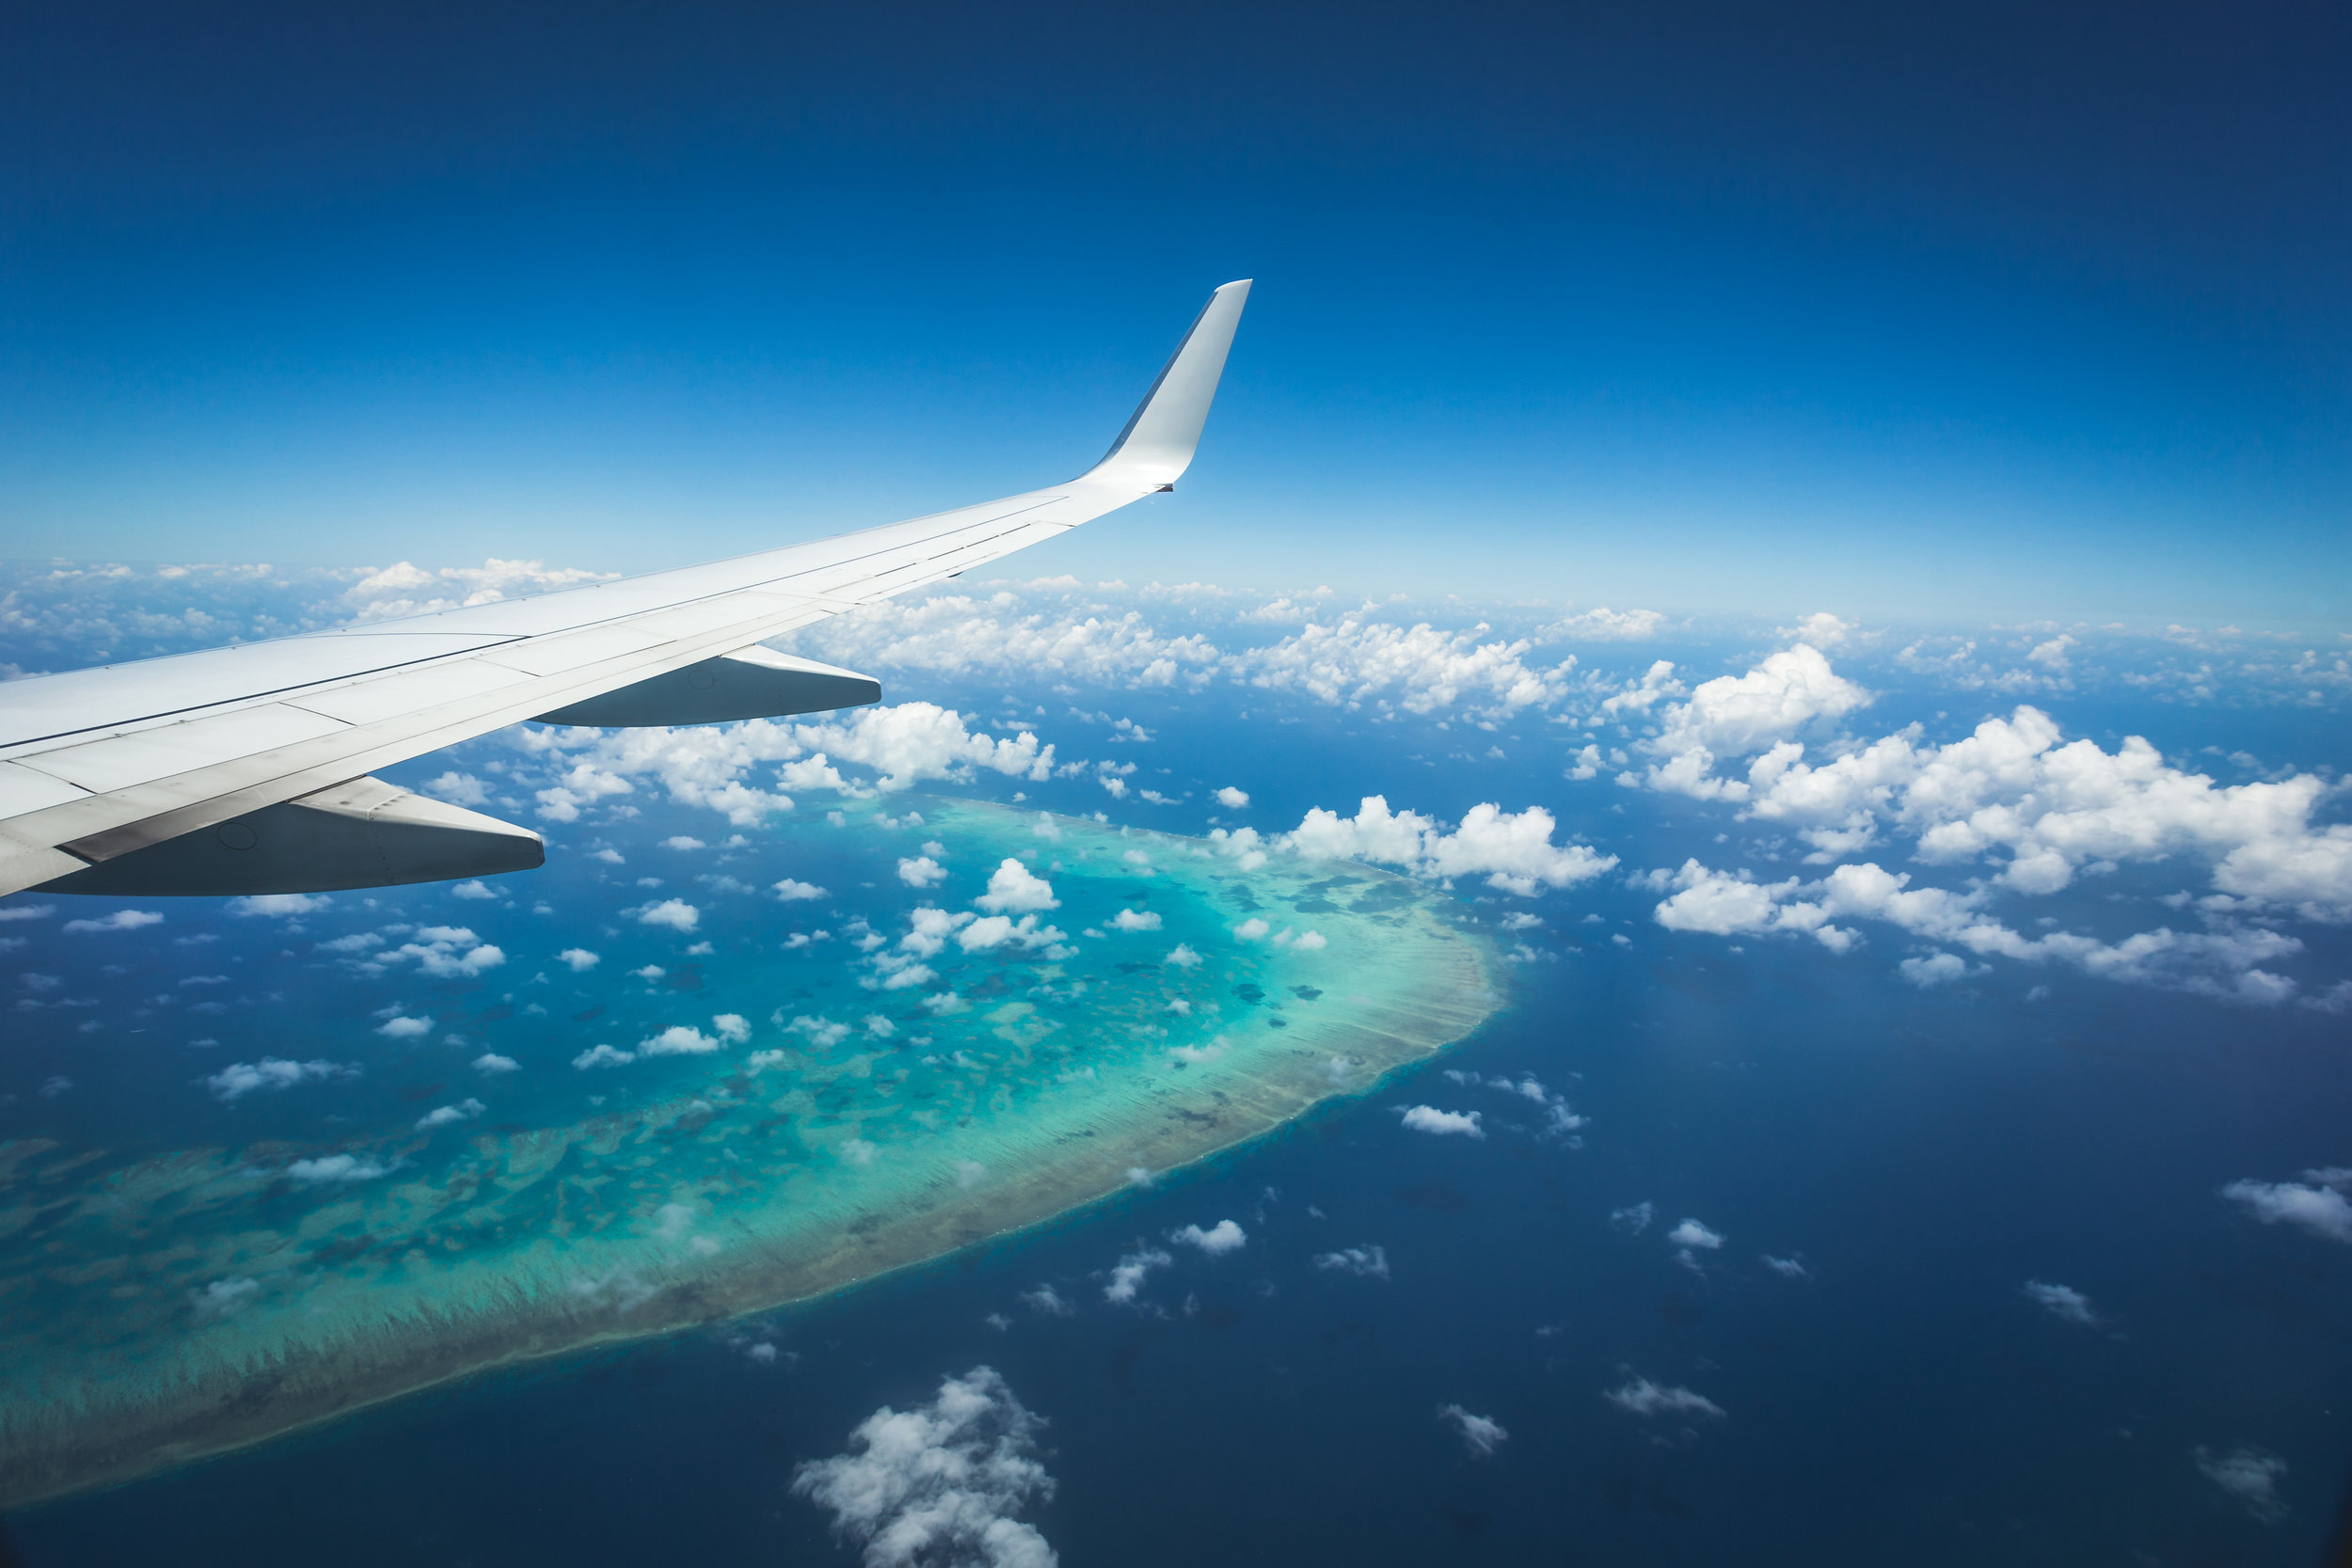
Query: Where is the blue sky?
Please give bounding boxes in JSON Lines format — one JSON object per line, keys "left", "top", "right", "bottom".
{"left": 2, "top": 0, "right": 2345, "bottom": 627}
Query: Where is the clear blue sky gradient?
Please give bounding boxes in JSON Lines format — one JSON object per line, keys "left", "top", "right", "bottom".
{"left": 2, "top": 1, "right": 2345, "bottom": 627}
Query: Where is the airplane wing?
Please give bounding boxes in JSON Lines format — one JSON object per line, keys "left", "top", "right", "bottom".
{"left": 0, "top": 279, "right": 1252, "bottom": 899}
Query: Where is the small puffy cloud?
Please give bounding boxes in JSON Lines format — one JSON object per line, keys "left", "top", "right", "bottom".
{"left": 1780, "top": 611, "right": 1857, "bottom": 648}
{"left": 1232, "top": 918, "right": 1271, "bottom": 942}
{"left": 1215, "top": 786, "right": 1249, "bottom": 809}
{"left": 472, "top": 1052, "right": 521, "bottom": 1074}
{"left": 790, "top": 1367, "right": 1057, "bottom": 1568}
{"left": 2196, "top": 1446, "right": 2288, "bottom": 1525}
{"left": 958, "top": 913, "right": 1067, "bottom": 954}
{"left": 662, "top": 835, "right": 707, "bottom": 851}
{"left": 1171, "top": 1220, "right": 1246, "bottom": 1256}
{"left": 2027, "top": 632, "right": 2077, "bottom": 669}
{"left": 1667, "top": 1218, "right": 1724, "bottom": 1250}
{"left": 975, "top": 859, "right": 1058, "bottom": 912}
{"left": 1104, "top": 1246, "right": 1172, "bottom": 1305}
{"left": 572, "top": 1043, "right": 636, "bottom": 1069}
{"left": 788, "top": 1014, "right": 850, "bottom": 1048}
{"left": 2221, "top": 1173, "right": 2352, "bottom": 1243}
{"left": 2023, "top": 1280, "right": 2097, "bottom": 1325}
{"left": 899, "top": 906, "right": 976, "bottom": 958}
{"left": 1165, "top": 943, "right": 1202, "bottom": 968}
{"left": 1899, "top": 952, "right": 1974, "bottom": 988}
{"left": 225, "top": 894, "right": 328, "bottom": 918}
{"left": 1604, "top": 1377, "right": 1726, "bottom": 1421}
{"left": 1285, "top": 798, "right": 1615, "bottom": 896}
{"left": 712, "top": 1013, "right": 752, "bottom": 1044}
{"left": 375, "top": 1014, "right": 434, "bottom": 1039}
{"left": 1289, "top": 929, "right": 1327, "bottom": 951}
{"left": 415, "top": 1097, "right": 486, "bottom": 1131}
{"left": 898, "top": 856, "right": 948, "bottom": 888}
{"left": 0, "top": 905, "right": 56, "bottom": 923}
{"left": 1021, "top": 1283, "right": 1073, "bottom": 1316}
{"left": 288, "top": 1153, "right": 389, "bottom": 1182}
{"left": 372, "top": 926, "right": 505, "bottom": 978}
{"left": 1313, "top": 1244, "right": 1390, "bottom": 1279}
{"left": 557, "top": 947, "right": 600, "bottom": 973}
{"left": 1760, "top": 1254, "right": 1811, "bottom": 1279}
{"left": 773, "top": 879, "right": 827, "bottom": 902}
{"left": 1398, "top": 1105, "right": 1485, "bottom": 1138}
{"left": 1438, "top": 1404, "right": 1509, "bottom": 1458}
{"left": 1610, "top": 1202, "right": 1655, "bottom": 1234}
{"left": 63, "top": 909, "right": 166, "bottom": 934}
{"left": 1110, "top": 907, "right": 1162, "bottom": 932}
{"left": 642, "top": 1025, "right": 720, "bottom": 1056}
{"left": 634, "top": 898, "right": 700, "bottom": 932}
{"left": 450, "top": 879, "right": 497, "bottom": 901}
{"left": 421, "top": 771, "right": 489, "bottom": 807}
{"left": 206, "top": 1057, "right": 355, "bottom": 1101}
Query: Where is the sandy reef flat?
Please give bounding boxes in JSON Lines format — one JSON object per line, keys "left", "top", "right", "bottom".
{"left": 0, "top": 800, "right": 1500, "bottom": 1506}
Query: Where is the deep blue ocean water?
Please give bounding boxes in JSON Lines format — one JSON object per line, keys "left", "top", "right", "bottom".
{"left": 11, "top": 931, "right": 2350, "bottom": 1565}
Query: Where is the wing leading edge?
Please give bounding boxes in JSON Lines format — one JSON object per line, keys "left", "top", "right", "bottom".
{"left": 0, "top": 279, "right": 1253, "bottom": 897}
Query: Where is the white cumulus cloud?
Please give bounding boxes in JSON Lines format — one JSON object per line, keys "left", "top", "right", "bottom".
{"left": 634, "top": 898, "right": 700, "bottom": 932}
{"left": 1103, "top": 1247, "right": 1172, "bottom": 1305}
{"left": 1398, "top": 1105, "right": 1485, "bottom": 1138}
{"left": 976, "top": 860, "right": 1059, "bottom": 913}
{"left": 1285, "top": 798, "right": 1615, "bottom": 896}
{"left": 1171, "top": 1220, "right": 1247, "bottom": 1256}
{"left": 2023, "top": 1280, "right": 2098, "bottom": 1324}
{"left": 1313, "top": 1244, "right": 1391, "bottom": 1279}
{"left": 2221, "top": 1170, "right": 2352, "bottom": 1243}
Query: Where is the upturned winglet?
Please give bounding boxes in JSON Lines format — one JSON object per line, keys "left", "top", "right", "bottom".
{"left": 1085, "top": 278, "right": 1253, "bottom": 488}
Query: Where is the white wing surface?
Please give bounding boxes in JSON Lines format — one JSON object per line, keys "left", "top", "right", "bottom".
{"left": 0, "top": 280, "right": 1252, "bottom": 897}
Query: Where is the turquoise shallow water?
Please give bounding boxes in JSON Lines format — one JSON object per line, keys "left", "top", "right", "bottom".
{"left": 0, "top": 797, "right": 1499, "bottom": 1504}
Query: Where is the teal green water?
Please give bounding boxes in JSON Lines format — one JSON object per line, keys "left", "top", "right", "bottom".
{"left": 0, "top": 800, "right": 1499, "bottom": 1505}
